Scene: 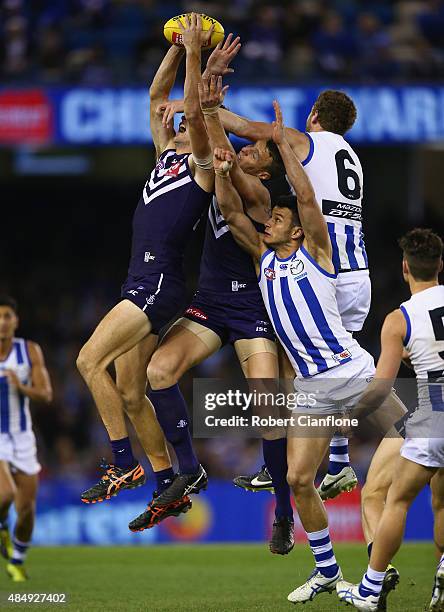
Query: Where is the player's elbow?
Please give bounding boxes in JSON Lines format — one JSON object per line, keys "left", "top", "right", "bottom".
{"left": 43, "top": 388, "right": 53, "bottom": 404}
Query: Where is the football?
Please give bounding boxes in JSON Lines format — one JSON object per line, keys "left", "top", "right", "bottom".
{"left": 163, "top": 14, "right": 224, "bottom": 49}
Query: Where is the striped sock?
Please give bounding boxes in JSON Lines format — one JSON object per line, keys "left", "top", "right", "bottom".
{"left": 359, "top": 566, "right": 385, "bottom": 597}
{"left": 328, "top": 436, "right": 350, "bottom": 475}
{"left": 11, "top": 537, "right": 30, "bottom": 566}
{"left": 306, "top": 527, "right": 339, "bottom": 578}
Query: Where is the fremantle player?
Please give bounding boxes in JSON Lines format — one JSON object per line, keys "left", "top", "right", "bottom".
{"left": 0, "top": 296, "right": 52, "bottom": 582}
{"left": 213, "top": 102, "right": 377, "bottom": 604}
{"left": 77, "top": 16, "right": 215, "bottom": 523}
{"left": 337, "top": 228, "right": 444, "bottom": 611}
{"left": 139, "top": 85, "right": 292, "bottom": 549}
{"left": 220, "top": 90, "right": 367, "bottom": 499}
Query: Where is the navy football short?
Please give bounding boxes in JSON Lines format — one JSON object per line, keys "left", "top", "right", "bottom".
{"left": 121, "top": 273, "right": 185, "bottom": 335}
{"left": 183, "top": 289, "right": 275, "bottom": 344}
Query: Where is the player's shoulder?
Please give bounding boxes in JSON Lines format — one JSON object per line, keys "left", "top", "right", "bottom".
{"left": 382, "top": 309, "right": 407, "bottom": 337}
{"left": 24, "top": 340, "right": 45, "bottom": 363}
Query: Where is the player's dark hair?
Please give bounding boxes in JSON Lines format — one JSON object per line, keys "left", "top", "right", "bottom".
{"left": 0, "top": 295, "right": 18, "bottom": 313}
{"left": 272, "top": 195, "right": 301, "bottom": 226}
{"left": 399, "top": 228, "right": 443, "bottom": 281}
{"left": 313, "top": 90, "right": 357, "bottom": 135}
{"left": 265, "top": 139, "right": 285, "bottom": 179}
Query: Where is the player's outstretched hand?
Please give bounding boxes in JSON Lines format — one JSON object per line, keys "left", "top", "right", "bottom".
{"left": 213, "top": 147, "right": 234, "bottom": 176}
{"left": 199, "top": 75, "right": 229, "bottom": 113}
{"left": 157, "top": 100, "right": 184, "bottom": 128}
{"left": 205, "top": 33, "right": 241, "bottom": 76}
{"left": 178, "top": 12, "right": 215, "bottom": 51}
{"left": 271, "top": 100, "right": 286, "bottom": 145}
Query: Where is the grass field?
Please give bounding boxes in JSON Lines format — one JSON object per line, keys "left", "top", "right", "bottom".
{"left": 0, "top": 543, "right": 437, "bottom": 611}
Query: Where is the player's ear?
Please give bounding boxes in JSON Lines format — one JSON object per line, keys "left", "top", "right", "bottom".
{"left": 402, "top": 258, "right": 409, "bottom": 279}
{"left": 439, "top": 259, "right": 443, "bottom": 274}
{"left": 257, "top": 169, "right": 271, "bottom": 181}
{"left": 291, "top": 226, "right": 303, "bottom": 241}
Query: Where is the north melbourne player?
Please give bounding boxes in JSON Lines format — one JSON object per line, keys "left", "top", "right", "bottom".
{"left": 213, "top": 101, "right": 377, "bottom": 604}
{"left": 337, "top": 229, "right": 444, "bottom": 611}
{"left": 0, "top": 296, "right": 52, "bottom": 582}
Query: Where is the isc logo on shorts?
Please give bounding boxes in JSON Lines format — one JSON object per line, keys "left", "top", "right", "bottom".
{"left": 186, "top": 307, "right": 208, "bottom": 321}
{"left": 333, "top": 348, "right": 352, "bottom": 363}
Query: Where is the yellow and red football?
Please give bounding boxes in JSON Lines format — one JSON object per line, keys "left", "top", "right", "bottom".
{"left": 163, "top": 14, "right": 224, "bottom": 49}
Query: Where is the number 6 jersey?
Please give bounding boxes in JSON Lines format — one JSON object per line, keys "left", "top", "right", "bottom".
{"left": 303, "top": 131, "right": 368, "bottom": 273}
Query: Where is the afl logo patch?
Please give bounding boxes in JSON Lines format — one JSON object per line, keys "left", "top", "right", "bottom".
{"left": 265, "top": 268, "right": 276, "bottom": 281}
{"left": 289, "top": 259, "right": 304, "bottom": 276}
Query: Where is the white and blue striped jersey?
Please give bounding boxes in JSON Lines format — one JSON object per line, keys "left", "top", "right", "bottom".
{"left": 400, "top": 285, "right": 444, "bottom": 411}
{"left": 0, "top": 338, "right": 32, "bottom": 433}
{"left": 302, "top": 131, "right": 368, "bottom": 273}
{"left": 258, "top": 246, "right": 361, "bottom": 378}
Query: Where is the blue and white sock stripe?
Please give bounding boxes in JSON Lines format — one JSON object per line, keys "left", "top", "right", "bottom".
{"left": 360, "top": 571, "right": 384, "bottom": 595}
{"left": 11, "top": 538, "right": 30, "bottom": 563}
{"left": 307, "top": 529, "right": 337, "bottom": 569}
{"left": 329, "top": 438, "right": 349, "bottom": 463}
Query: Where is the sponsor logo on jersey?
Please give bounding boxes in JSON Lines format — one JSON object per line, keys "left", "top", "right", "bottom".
{"left": 289, "top": 259, "right": 304, "bottom": 276}
{"left": 127, "top": 289, "right": 139, "bottom": 296}
{"left": 186, "top": 307, "right": 208, "bottom": 321}
{"left": 177, "top": 419, "right": 188, "bottom": 428}
{"left": 144, "top": 251, "right": 155, "bottom": 263}
{"left": 265, "top": 268, "right": 276, "bottom": 281}
{"left": 231, "top": 281, "right": 247, "bottom": 292}
{"left": 279, "top": 263, "right": 288, "bottom": 270}
{"left": 333, "top": 348, "right": 352, "bottom": 363}
{"left": 146, "top": 294, "right": 156, "bottom": 305}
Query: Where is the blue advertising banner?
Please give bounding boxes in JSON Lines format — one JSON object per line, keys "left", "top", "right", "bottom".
{"left": 20, "top": 478, "right": 434, "bottom": 546}
{"left": 1, "top": 86, "right": 444, "bottom": 146}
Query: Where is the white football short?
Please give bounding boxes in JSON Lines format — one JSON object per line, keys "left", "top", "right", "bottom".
{"left": 0, "top": 431, "right": 41, "bottom": 475}
{"left": 336, "top": 269, "right": 371, "bottom": 332}
{"left": 293, "top": 348, "right": 375, "bottom": 415}
{"left": 401, "top": 437, "right": 444, "bottom": 468}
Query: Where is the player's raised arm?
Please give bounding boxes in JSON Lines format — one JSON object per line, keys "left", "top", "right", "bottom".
{"left": 271, "top": 100, "right": 332, "bottom": 266}
{"left": 180, "top": 14, "right": 214, "bottom": 192}
{"left": 149, "top": 45, "right": 184, "bottom": 158}
{"left": 353, "top": 309, "right": 406, "bottom": 420}
{"left": 199, "top": 75, "right": 270, "bottom": 210}
{"left": 217, "top": 108, "right": 310, "bottom": 162}
{"left": 6, "top": 341, "right": 52, "bottom": 404}
{"left": 213, "top": 148, "right": 263, "bottom": 264}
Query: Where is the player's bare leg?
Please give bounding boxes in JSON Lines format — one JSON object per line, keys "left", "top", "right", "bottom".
{"left": 430, "top": 470, "right": 444, "bottom": 610}
{"left": 432, "top": 470, "right": 444, "bottom": 556}
{"left": 115, "top": 335, "right": 171, "bottom": 472}
{"left": 4, "top": 471, "right": 38, "bottom": 582}
{"left": 145, "top": 321, "right": 221, "bottom": 505}
{"left": 115, "top": 335, "right": 192, "bottom": 530}
{"left": 361, "top": 436, "right": 403, "bottom": 544}
{"left": 77, "top": 300, "right": 152, "bottom": 439}
{"left": 77, "top": 300, "right": 152, "bottom": 503}
{"left": 338, "top": 456, "right": 436, "bottom": 610}
{"left": 0, "top": 462, "right": 16, "bottom": 561}
{"left": 287, "top": 429, "right": 343, "bottom": 603}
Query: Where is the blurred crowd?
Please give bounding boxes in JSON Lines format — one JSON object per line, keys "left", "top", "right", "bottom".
{"left": 2, "top": 0, "right": 444, "bottom": 85}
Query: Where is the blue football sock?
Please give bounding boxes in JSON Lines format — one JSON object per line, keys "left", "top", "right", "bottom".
{"left": 149, "top": 384, "right": 199, "bottom": 474}
{"left": 328, "top": 436, "right": 350, "bottom": 475}
{"left": 11, "top": 537, "right": 30, "bottom": 566}
{"left": 263, "top": 438, "right": 293, "bottom": 519}
{"left": 110, "top": 436, "right": 136, "bottom": 469}
{"left": 155, "top": 467, "right": 175, "bottom": 493}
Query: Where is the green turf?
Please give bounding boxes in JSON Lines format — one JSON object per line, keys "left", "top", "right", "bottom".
{"left": 0, "top": 543, "right": 437, "bottom": 611}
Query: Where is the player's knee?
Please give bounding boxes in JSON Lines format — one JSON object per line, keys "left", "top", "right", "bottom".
{"left": 361, "top": 480, "right": 386, "bottom": 505}
{"left": 147, "top": 353, "right": 179, "bottom": 389}
{"left": 287, "top": 468, "right": 313, "bottom": 494}
{"left": 76, "top": 344, "right": 93, "bottom": 377}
